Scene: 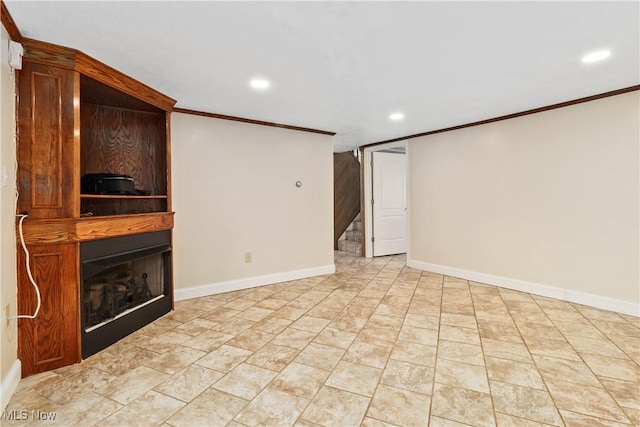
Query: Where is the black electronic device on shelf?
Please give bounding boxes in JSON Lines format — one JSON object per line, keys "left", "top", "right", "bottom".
{"left": 81, "top": 173, "right": 151, "bottom": 196}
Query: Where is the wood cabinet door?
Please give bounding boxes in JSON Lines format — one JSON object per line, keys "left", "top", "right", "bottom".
{"left": 17, "top": 61, "right": 80, "bottom": 219}
{"left": 17, "top": 243, "right": 80, "bottom": 377}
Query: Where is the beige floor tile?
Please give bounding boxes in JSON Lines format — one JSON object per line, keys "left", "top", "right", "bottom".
{"left": 300, "top": 386, "right": 370, "bottom": 427}
{"left": 143, "top": 345, "right": 207, "bottom": 375}
{"left": 272, "top": 305, "right": 310, "bottom": 321}
{"left": 201, "top": 307, "right": 241, "bottom": 322}
{"left": 397, "top": 324, "right": 438, "bottom": 346}
{"left": 236, "top": 306, "right": 274, "bottom": 322}
{"left": 478, "top": 322, "right": 524, "bottom": 343}
{"left": 559, "top": 409, "right": 633, "bottom": 427}
{"left": 486, "top": 357, "right": 545, "bottom": 390}
{"left": 600, "top": 377, "right": 640, "bottom": 410}
{"left": 431, "top": 383, "right": 495, "bottom": 427}
{"left": 195, "top": 344, "right": 252, "bottom": 372}
{"left": 343, "top": 341, "right": 392, "bottom": 369}
{"left": 270, "top": 362, "right": 330, "bottom": 399}
{"left": 381, "top": 359, "right": 434, "bottom": 394}
{"left": 271, "top": 327, "right": 318, "bottom": 350}
{"left": 523, "top": 337, "right": 582, "bottom": 361}
{"left": 404, "top": 313, "right": 440, "bottom": 330}
{"left": 173, "top": 318, "right": 219, "bottom": 336}
{"left": 97, "top": 366, "right": 170, "bottom": 405}
{"left": 545, "top": 378, "right": 630, "bottom": 423}
{"left": 439, "top": 324, "right": 481, "bottom": 345}
{"left": 435, "top": 358, "right": 489, "bottom": 393}
{"left": 581, "top": 353, "right": 640, "bottom": 382}
{"left": 212, "top": 317, "right": 257, "bottom": 335}
{"left": 440, "top": 312, "right": 477, "bottom": 328}
{"left": 181, "top": 329, "right": 234, "bottom": 352}
{"left": 438, "top": 340, "right": 485, "bottom": 366}
{"left": 516, "top": 323, "right": 567, "bottom": 342}
{"left": 294, "top": 342, "right": 345, "bottom": 371}
{"left": 213, "top": 363, "right": 278, "bottom": 400}
{"left": 245, "top": 343, "right": 300, "bottom": 371}
{"left": 85, "top": 345, "right": 160, "bottom": 377}
{"left": 367, "top": 384, "right": 430, "bottom": 426}
{"left": 234, "top": 387, "right": 309, "bottom": 427}
{"left": 312, "top": 327, "right": 357, "bottom": 349}
{"left": 490, "top": 381, "right": 563, "bottom": 426}
{"left": 222, "top": 298, "right": 258, "bottom": 311}
{"left": 153, "top": 365, "right": 224, "bottom": 402}
{"left": 165, "top": 388, "right": 247, "bottom": 427}
{"left": 389, "top": 341, "right": 437, "bottom": 367}
{"left": 96, "top": 390, "right": 184, "bottom": 427}
{"left": 252, "top": 316, "right": 293, "bottom": 334}
{"left": 481, "top": 338, "right": 533, "bottom": 363}
{"left": 532, "top": 354, "right": 601, "bottom": 387}
{"left": 325, "top": 360, "right": 382, "bottom": 397}
{"left": 254, "top": 297, "right": 290, "bottom": 310}
{"left": 494, "top": 412, "right": 557, "bottom": 426}
{"left": 429, "top": 415, "right": 475, "bottom": 426}
{"left": 361, "top": 416, "right": 400, "bottom": 426}
{"left": 290, "top": 315, "right": 331, "bottom": 333}
{"left": 226, "top": 328, "right": 275, "bottom": 351}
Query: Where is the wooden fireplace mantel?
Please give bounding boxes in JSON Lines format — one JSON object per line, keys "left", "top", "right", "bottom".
{"left": 18, "top": 212, "right": 175, "bottom": 245}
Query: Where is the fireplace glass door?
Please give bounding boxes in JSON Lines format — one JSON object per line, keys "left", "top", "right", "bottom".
{"left": 81, "top": 230, "right": 172, "bottom": 358}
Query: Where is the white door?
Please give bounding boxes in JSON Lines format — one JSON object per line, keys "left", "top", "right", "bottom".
{"left": 372, "top": 151, "right": 407, "bottom": 256}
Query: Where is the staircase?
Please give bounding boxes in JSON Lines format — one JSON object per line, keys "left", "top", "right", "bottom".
{"left": 337, "top": 214, "right": 362, "bottom": 255}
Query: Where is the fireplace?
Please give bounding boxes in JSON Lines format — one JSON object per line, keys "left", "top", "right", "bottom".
{"left": 80, "top": 230, "right": 172, "bottom": 359}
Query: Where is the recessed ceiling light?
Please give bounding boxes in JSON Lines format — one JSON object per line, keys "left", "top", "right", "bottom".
{"left": 582, "top": 50, "right": 611, "bottom": 64}
{"left": 250, "top": 78, "right": 270, "bottom": 90}
{"left": 389, "top": 112, "right": 405, "bottom": 121}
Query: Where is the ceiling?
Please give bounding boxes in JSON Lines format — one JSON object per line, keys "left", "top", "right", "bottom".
{"left": 5, "top": 1, "right": 639, "bottom": 152}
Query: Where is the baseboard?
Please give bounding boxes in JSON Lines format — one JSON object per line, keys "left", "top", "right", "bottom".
{"left": 408, "top": 260, "right": 639, "bottom": 317}
{"left": 0, "top": 359, "right": 21, "bottom": 411}
{"left": 175, "top": 264, "right": 336, "bottom": 301}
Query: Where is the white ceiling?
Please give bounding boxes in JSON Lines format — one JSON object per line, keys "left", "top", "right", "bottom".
{"left": 5, "top": 1, "right": 639, "bottom": 152}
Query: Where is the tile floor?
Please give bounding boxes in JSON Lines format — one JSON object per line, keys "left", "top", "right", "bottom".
{"left": 4, "top": 251, "right": 640, "bottom": 426}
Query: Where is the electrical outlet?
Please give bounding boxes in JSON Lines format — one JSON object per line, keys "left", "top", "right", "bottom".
{"left": 4, "top": 304, "right": 11, "bottom": 328}
{"left": 244, "top": 252, "right": 253, "bottom": 263}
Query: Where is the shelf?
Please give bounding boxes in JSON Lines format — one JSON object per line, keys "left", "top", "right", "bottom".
{"left": 80, "top": 194, "right": 168, "bottom": 199}
{"left": 18, "top": 212, "right": 175, "bottom": 245}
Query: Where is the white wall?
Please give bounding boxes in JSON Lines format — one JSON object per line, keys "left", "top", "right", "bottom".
{"left": 408, "top": 91, "right": 639, "bottom": 315}
{"left": 171, "top": 113, "right": 335, "bottom": 299}
{"left": 0, "top": 24, "right": 19, "bottom": 409}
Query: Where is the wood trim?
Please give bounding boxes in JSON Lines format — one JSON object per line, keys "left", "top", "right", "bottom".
{"left": 1, "top": 0, "right": 22, "bottom": 41}
{"left": 363, "top": 85, "right": 640, "bottom": 148}
{"left": 19, "top": 212, "right": 175, "bottom": 245}
{"left": 76, "top": 52, "right": 176, "bottom": 111}
{"left": 20, "top": 38, "right": 176, "bottom": 111}
{"left": 359, "top": 147, "right": 365, "bottom": 257}
{"left": 174, "top": 107, "right": 336, "bottom": 136}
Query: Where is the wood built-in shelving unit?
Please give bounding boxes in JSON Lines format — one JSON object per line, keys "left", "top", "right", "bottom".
{"left": 15, "top": 38, "right": 176, "bottom": 376}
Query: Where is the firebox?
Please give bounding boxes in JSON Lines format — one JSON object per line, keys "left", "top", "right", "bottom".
{"left": 80, "top": 230, "right": 172, "bottom": 359}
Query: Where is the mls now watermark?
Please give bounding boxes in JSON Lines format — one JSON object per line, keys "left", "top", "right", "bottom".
{"left": 2, "top": 409, "right": 57, "bottom": 421}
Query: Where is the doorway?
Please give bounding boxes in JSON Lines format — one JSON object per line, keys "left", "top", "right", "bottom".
{"left": 362, "top": 142, "right": 408, "bottom": 257}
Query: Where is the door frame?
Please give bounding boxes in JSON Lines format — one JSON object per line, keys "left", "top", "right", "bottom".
{"left": 361, "top": 140, "right": 409, "bottom": 258}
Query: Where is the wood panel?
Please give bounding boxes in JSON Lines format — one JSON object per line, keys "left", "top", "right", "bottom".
{"left": 19, "top": 212, "right": 175, "bottom": 245}
{"left": 18, "top": 243, "right": 80, "bottom": 376}
{"left": 334, "top": 152, "right": 361, "bottom": 249}
{"left": 17, "top": 60, "right": 79, "bottom": 218}
{"left": 81, "top": 104, "right": 167, "bottom": 197}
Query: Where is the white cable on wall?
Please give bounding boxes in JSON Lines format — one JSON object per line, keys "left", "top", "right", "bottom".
{"left": 8, "top": 214, "right": 41, "bottom": 320}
